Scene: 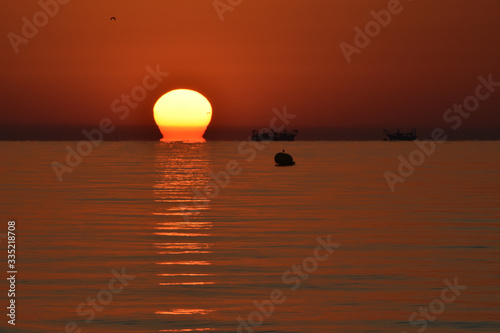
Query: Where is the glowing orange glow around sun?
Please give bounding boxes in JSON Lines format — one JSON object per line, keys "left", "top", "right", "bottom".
{"left": 153, "top": 89, "right": 212, "bottom": 142}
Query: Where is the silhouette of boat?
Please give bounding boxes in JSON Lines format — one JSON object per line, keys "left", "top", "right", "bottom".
{"left": 383, "top": 128, "right": 417, "bottom": 141}
{"left": 251, "top": 129, "right": 298, "bottom": 141}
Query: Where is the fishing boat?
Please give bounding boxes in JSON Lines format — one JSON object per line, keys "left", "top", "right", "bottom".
{"left": 383, "top": 128, "right": 417, "bottom": 141}
{"left": 251, "top": 129, "right": 298, "bottom": 141}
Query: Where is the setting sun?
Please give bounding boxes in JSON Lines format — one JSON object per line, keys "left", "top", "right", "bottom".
{"left": 153, "top": 89, "right": 212, "bottom": 142}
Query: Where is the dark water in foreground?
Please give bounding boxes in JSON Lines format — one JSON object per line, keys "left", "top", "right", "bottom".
{"left": 0, "top": 141, "right": 499, "bottom": 333}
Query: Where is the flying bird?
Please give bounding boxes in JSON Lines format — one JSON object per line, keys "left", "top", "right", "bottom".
{"left": 110, "top": 17, "right": 116, "bottom": 21}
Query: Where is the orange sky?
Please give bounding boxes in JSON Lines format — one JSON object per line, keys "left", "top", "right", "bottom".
{"left": 1, "top": 0, "right": 499, "bottom": 140}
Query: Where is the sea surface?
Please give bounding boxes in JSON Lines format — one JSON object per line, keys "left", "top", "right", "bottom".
{"left": 0, "top": 141, "right": 499, "bottom": 333}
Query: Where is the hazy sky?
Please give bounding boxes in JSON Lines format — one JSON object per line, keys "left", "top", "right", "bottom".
{"left": 1, "top": 0, "right": 499, "bottom": 139}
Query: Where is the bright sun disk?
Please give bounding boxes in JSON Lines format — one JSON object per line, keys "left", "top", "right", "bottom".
{"left": 153, "top": 89, "right": 212, "bottom": 142}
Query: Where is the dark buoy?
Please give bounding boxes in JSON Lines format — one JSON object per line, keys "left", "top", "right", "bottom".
{"left": 274, "top": 149, "right": 295, "bottom": 166}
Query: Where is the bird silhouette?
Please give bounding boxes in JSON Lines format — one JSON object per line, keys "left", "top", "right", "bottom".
{"left": 110, "top": 17, "right": 116, "bottom": 21}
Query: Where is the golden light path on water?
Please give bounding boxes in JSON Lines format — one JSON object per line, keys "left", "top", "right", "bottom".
{"left": 159, "top": 328, "right": 216, "bottom": 332}
{"left": 159, "top": 282, "right": 216, "bottom": 286}
{"left": 153, "top": 143, "right": 216, "bottom": 331}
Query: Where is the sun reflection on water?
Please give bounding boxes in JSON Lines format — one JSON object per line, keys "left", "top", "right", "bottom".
{"left": 156, "top": 309, "right": 215, "bottom": 315}
{"left": 154, "top": 143, "right": 216, "bottom": 331}
{"left": 159, "top": 327, "right": 216, "bottom": 332}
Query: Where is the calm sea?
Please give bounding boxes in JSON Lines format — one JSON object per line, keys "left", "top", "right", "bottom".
{"left": 0, "top": 141, "right": 499, "bottom": 333}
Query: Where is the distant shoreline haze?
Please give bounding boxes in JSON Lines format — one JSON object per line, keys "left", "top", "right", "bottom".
{"left": 0, "top": 125, "right": 499, "bottom": 141}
